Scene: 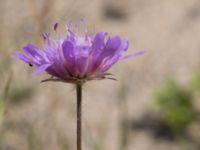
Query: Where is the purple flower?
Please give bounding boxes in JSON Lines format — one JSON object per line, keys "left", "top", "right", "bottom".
{"left": 15, "top": 21, "right": 144, "bottom": 84}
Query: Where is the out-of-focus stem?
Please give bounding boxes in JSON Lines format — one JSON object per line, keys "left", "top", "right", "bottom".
{"left": 76, "top": 82, "right": 82, "bottom": 150}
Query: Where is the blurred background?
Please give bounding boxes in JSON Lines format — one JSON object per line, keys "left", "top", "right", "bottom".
{"left": 1, "top": 0, "right": 200, "bottom": 149}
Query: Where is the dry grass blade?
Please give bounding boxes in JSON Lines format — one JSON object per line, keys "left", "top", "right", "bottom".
{"left": 0, "top": 72, "right": 13, "bottom": 124}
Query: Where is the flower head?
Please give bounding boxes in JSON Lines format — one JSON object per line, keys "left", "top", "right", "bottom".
{"left": 15, "top": 21, "right": 144, "bottom": 84}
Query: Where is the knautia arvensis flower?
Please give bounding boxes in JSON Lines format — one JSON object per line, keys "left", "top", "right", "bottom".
{"left": 14, "top": 21, "right": 144, "bottom": 150}
{"left": 15, "top": 21, "right": 144, "bottom": 84}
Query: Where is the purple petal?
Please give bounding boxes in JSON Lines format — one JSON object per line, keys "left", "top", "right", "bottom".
{"left": 52, "top": 58, "right": 71, "bottom": 78}
{"left": 90, "top": 36, "right": 121, "bottom": 71}
{"left": 105, "top": 36, "right": 121, "bottom": 54}
{"left": 23, "top": 44, "right": 42, "bottom": 58}
{"left": 101, "top": 56, "right": 120, "bottom": 72}
{"left": 46, "top": 67, "right": 59, "bottom": 77}
{"left": 14, "top": 52, "right": 31, "bottom": 64}
{"left": 76, "top": 57, "right": 88, "bottom": 77}
{"left": 92, "top": 32, "right": 106, "bottom": 51}
{"left": 62, "top": 41, "right": 75, "bottom": 63}
{"left": 120, "top": 51, "right": 145, "bottom": 60}
{"left": 32, "top": 64, "right": 51, "bottom": 75}
{"left": 101, "top": 36, "right": 121, "bottom": 58}
{"left": 118, "top": 39, "right": 129, "bottom": 53}
{"left": 43, "top": 44, "right": 56, "bottom": 60}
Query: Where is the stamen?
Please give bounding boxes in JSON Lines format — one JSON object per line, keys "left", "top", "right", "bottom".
{"left": 54, "top": 22, "right": 59, "bottom": 31}
{"left": 42, "top": 32, "right": 50, "bottom": 40}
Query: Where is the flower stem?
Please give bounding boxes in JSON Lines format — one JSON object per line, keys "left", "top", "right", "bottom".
{"left": 76, "top": 82, "right": 82, "bottom": 150}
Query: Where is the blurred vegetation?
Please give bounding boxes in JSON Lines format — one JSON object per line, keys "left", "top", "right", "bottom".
{"left": 191, "top": 70, "right": 200, "bottom": 91}
{"left": 154, "top": 79, "right": 195, "bottom": 136}
{"left": 0, "top": 55, "right": 35, "bottom": 149}
{"left": 152, "top": 72, "right": 200, "bottom": 150}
